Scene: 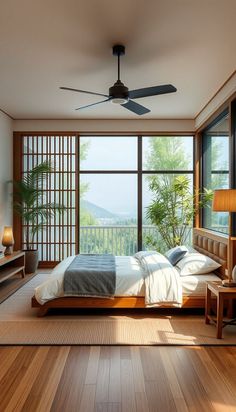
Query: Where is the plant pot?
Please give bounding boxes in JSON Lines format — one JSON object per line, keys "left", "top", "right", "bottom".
{"left": 23, "top": 249, "right": 39, "bottom": 274}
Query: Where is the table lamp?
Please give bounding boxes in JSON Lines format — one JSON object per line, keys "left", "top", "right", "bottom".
{"left": 2, "top": 226, "right": 14, "bottom": 256}
{"left": 212, "top": 189, "right": 236, "bottom": 287}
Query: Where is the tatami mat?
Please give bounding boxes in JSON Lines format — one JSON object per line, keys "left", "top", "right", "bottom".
{"left": 0, "top": 274, "right": 235, "bottom": 345}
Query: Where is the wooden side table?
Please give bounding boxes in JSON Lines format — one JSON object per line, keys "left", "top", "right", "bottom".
{"left": 205, "top": 281, "right": 236, "bottom": 339}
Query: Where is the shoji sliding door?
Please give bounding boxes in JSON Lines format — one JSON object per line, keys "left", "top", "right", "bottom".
{"left": 15, "top": 133, "right": 78, "bottom": 262}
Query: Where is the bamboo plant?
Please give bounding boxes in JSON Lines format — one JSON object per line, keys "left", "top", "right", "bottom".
{"left": 146, "top": 175, "right": 213, "bottom": 250}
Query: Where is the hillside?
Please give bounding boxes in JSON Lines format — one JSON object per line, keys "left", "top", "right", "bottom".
{"left": 80, "top": 200, "right": 118, "bottom": 219}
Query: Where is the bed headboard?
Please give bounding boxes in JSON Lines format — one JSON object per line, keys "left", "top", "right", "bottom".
{"left": 192, "top": 228, "right": 228, "bottom": 279}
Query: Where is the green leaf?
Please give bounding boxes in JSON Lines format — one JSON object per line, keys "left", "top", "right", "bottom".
{"left": 12, "top": 161, "right": 65, "bottom": 248}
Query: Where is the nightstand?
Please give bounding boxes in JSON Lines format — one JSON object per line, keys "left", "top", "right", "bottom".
{"left": 205, "top": 281, "right": 236, "bottom": 339}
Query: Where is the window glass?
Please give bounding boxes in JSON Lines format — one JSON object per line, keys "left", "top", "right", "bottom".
{"left": 142, "top": 174, "right": 193, "bottom": 253}
{"left": 202, "top": 113, "right": 229, "bottom": 234}
{"left": 80, "top": 174, "right": 137, "bottom": 255}
{"left": 20, "top": 134, "right": 195, "bottom": 261}
{"left": 80, "top": 136, "right": 137, "bottom": 170}
{"left": 143, "top": 136, "right": 193, "bottom": 170}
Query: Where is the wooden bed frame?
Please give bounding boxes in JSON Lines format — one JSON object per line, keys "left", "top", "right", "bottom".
{"left": 32, "top": 228, "right": 228, "bottom": 316}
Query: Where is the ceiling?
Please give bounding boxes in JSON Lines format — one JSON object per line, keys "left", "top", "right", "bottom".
{"left": 0, "top": 0, "right": 235, "bottom": 120}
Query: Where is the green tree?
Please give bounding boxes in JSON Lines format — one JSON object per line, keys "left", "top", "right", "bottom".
{"left": 146, "top": 136, "right": 189, "bottom": 171}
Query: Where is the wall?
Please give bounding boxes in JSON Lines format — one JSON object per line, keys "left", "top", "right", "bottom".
{"left": 13, "top": 118, "right": 194, "bottom": 134}
{"left": 0, "top": 112, "right": 13, "bottom": 244}
{"left": 195, "top": 71, "right": 236, "bottom": 129}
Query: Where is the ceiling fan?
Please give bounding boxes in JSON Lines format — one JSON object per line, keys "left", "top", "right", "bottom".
{"left": 60, "top": 45, "right": 177, "bottom": 116}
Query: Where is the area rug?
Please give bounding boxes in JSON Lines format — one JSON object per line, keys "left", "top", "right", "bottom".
{"left": 0, "top": 273, "right": 236, "bottom": 345}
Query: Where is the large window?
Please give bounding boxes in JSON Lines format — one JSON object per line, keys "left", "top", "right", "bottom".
{"left": 79, "top": 136, "right": 138, "bottom": 255}
{"left": 202, "top": 111, "right": 229, "bottom": 233}
{"left": 80, "top": 135, "right": 193, "bottom": 255}
{"left": 16, "top": 134, "right": 194, "bottom": 261}
{"left": 142, "top": 136, "right": 194, "bottom": 250}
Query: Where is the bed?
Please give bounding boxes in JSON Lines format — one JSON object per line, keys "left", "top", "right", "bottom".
{"left": 32, "top": 228, "right": 228, "bottom": 316}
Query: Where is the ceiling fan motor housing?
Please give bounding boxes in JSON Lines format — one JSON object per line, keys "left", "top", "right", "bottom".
{"left": 109, "top": 80, "right": 129, "bottom": 104}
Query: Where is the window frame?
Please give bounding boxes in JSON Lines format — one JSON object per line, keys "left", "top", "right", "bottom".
{"left": 13, "top": 133, "right": 194, "bottom": 263}
{"left": 79, "top": 134, "right": 194, "bottom": 255}
{"left": 201, "top": 109, "right": 230, "bottom": 234}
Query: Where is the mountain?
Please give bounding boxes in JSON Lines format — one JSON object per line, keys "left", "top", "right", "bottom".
{"left": 80, "top": 200, "right": 118, "bottom": 219}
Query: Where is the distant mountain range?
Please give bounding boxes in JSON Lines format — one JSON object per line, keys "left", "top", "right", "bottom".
{"left": 80, "top": 200, "right": 118, "bottom": 219}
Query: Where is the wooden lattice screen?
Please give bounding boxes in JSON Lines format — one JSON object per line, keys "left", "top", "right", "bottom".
{"left": 13, "top": 133, "right": 78, "bottom": 264}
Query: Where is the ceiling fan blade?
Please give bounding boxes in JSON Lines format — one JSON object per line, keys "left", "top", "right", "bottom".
{"left": 129, "top": 84, "right": 177, "bottom": 99}
{"left": 122, "top": 100, "right": 150, "bottom": 115}
{"left": 60, "top": 87, "right": 109, "bottom": 98}
{"left": 75, "top": 98, "right": 111, "bottom": 111}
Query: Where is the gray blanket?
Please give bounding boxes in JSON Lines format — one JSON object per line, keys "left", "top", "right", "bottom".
{"left": 63, "top": 254, "right": 116, "bottom": 298}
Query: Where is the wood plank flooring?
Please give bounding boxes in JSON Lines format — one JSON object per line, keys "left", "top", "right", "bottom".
{"left": 0, "top": 271, "right": 236, "bottom": 410}
{"left": 0, "top": 346, "right": 236, "bottom": 412}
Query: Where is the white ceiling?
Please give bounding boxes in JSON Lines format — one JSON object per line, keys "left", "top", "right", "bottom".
{"left": 0, "top": 0, "right": 235, "bottom": 120}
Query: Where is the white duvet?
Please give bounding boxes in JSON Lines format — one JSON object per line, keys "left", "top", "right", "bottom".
{"left": 35, "top": 256, "right": 145, "bottom": 305}
{"left": 134, "top": 252, "right": 182, "bottom": 307}
{"left": 35, "top": 253, "right": 182, "bottom": 306}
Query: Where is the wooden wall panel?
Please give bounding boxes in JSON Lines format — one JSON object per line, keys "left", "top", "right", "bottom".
{"left": 14, "top": 133, "right": 77, "bottom": 263}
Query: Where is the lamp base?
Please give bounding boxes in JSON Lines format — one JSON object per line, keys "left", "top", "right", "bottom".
{"left": 4, "top": 246, "right": 13, "bottom": 256}
{"left": 222, "top": 279, "right": 236, "bottom": 288}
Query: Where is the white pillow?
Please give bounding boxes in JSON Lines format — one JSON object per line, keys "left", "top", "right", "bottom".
{"left": 134, "top": 250, "right": 174, "bottom": 270}
{"left": 134, "top": 251, "right": 158, "bottom": 260}
{"left": 176, "top": 252, "right": 221, "bottom": 276}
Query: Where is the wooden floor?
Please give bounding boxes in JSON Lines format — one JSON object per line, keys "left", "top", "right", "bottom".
{"left": 1, "top": 272, "right": 236, "bottom": 411}
{"left": 0, "top": 345, "right": 235, "bottom": 412}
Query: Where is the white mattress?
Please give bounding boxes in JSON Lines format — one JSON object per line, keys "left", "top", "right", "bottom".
{"left": 35, "top": 256, "right": 145, "bottom": 304}
{"left": 34, "top": 255, "right": 220, "bottom": 305}
{"left": 181, "top": 273, "right": 220, "bottom": 296}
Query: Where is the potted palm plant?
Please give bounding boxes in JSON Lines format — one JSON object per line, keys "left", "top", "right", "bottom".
{"left": 13, "top": 160, "right": 65, "bottom": 273}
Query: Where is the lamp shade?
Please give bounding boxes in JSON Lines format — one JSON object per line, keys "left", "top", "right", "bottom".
{"left": 212, "top": 189, "right": 236, "bottom": 212}
{"left": 2, "top": 226, "right": 14, "bottom": 247}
